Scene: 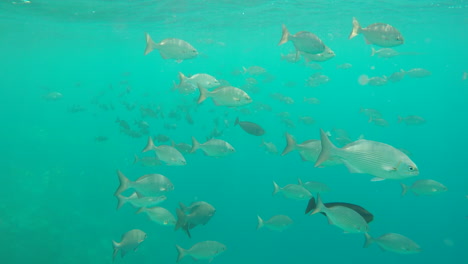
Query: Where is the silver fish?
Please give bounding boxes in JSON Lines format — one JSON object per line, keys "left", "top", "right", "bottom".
{"left": 178, "top": 72, "right": 220, "bottom": 90}
{"left": 298, "top": 178, "right": 330, "bottom": 193}
{"left": 349, "top": 17, "right": 404, "bottom": 47}
{"left": 401, "top": 179, "right": 447, "bottom": 196}
{"left": 278, "top": 24, "right": 325, "bottom": 55}
{"left": 364, "top": 233, "right": 422, "bottom": 254}
{"left": 116, "top": 192, "right": 166, "bottom": 210}
{"left": 176, "top": 241, "right": 226, "bottom": 263}
{"left": 301, "top": 46, "right": 335, "bottom": 62}
{"left": 112, "top": 229, "right": 147, "bottom": 261}
{"left": 257, "top": 215, "right": 293, "bottom": 231}
{"left": 114, "top": 170, "right": 174, "bottom": 196}
{"left": 272, "top": 181, "right": 312, "bottom": 200}
{"left": 315, "top": 129, "right": 419, "bottom": 181}
{"left": 144, "top": 33, "right": 198, "bottom": 62}
{"left": 142, "top": 137, "right": 186, "bottom": 166}
{"left": 175, "top": 201, "right": 216, "bottom": 238}
{"left": 197, "top": 84, "right": 252, "bottom": 107}
{"left": 191, "top": 137, "right": 235, "bottom": 157}
{"left": 137, "top": 206, "right": 176, "bottom": 226}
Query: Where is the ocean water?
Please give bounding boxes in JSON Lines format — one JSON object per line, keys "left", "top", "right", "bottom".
{"left": 1, "top": 0, "right": 467, "bottom": 263}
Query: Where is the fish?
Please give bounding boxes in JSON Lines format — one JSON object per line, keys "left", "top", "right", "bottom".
{"left": 197, "top": 84, "right": 252, "bottom": 107}
{"left": 133, "top": 154, "right": 163, "bottom": 167}
{"left": 369, "top": 117, "right": 390, "bottom": 127}
{"left": 178, "top": 72, "right": 220, "bottom": 90}
{"left": 176, "top": 241, "right": 226, "bottom": 263}
{"left": 42, "top": 92, "right": 63, "bottom": 101}
{"left": 278, "top": 24, "right": 326, "bottom": 55}
{"left": 398, "top": 115, "right": 426, "bottom": 125}
{"left": 234, "top": 117, "right": 265, "bottom": 136}
{"left": 243, "top": 66, "right": 267, "bottom": 75}
{"left": 114, "top": 170, "right": 174, "bottom": 197}
{"left": 388, "top": 70, "right": 406, "bottom": 82}
{"left": 364, "top": 233, "right": 422, "bottom": 254}
{"left": 142, "top": 137, "right": 187, "bottom": 166}
{"left": 171, "top": 141, "right": 193, "bottom": 154}
{"left": 306, "top": 72, "right": 330, "bottom": 87}
{"left": 281, "top": 52, "right": 300, "bottom": 63}
{"left": 304, "top": 97, "right": 320, "bottom": 104}
{"left": 298, "top": 178, "right": 330, "bottom": 193}
{"left": 463, "top": 72, "right": 468, "bottom": 80}
{"left": 349, "top": 17, "right": 404, "bottom": 47}
{"left": 359, "top": 107, "right": 383, "bottom": 119}
{"left": 315, "top": 128, "right": 419, "bottom": 181}
{"left": 256, "top": 215, "right": 293, "bottom": 231}
{"left": 282, "top": 133, "right": 341, "bottom": 166}
{"left": 144, "top": 33, "right": 198, "bottom": 62}
{"left": 273, "top": 181, "right": 312, "bottom": 200}
{"left": 112, "top": 229, "right": 147, "bottom": 261}
{"left": 371, "top": 47, "right": 400, "bottom": 58}
{"left": 299, "top": 116, "right": 315, "bottom": 125}
{"left": 336, "top": 63, "right": 353, "bottom": 69}
{"left": 175, "top": 201, "right": 216, "bottom": 238}
{"left": 401, "top": 179, "right": 448, "bottom": 196}
{"left": 191, "top": 137, "right": 235, "bottom": 157}
{"left": 260, "top": 139, "right": 278, "bottom": 155}
{"left": 137, "top": 206, "right": 176, "bottom": 226}
{"left": 305, "top": 197, "right": 374, "bottom": 223}
{"left": 116, "top": 192, "right": 167, "bottom": 210}
{"left": 358, "top": 75, "right": 388, "bottom": 86}
{"left": 311, "top": 194, "right": 369, "bottom": 233}
{"left": 301, "top": 46, "right": 335, "bottom": 62}
{"left": 405, "top": 68, "right": 431, "bottom": 78}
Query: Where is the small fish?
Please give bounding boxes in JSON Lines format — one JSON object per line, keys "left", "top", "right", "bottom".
{"left": 405, "top": 68, "right": 431, "bottom": 78}
{"left": 299, "top": 116, "right": 315, "bottom": 125}
{"left": 234, "top": 117, "right": 265, "bottom": 136}
{"left": 398, "top": 115, "right": 426, "bottom": 125}
{"left": 144, "top": 33, "right": 198, "bottom": 62}
{"left": 301, "top": 46, "right": 335, "bottom": 62}
{"left": 191, "top": 137, "right": 235, "bottom": 157}
{"left": 42, "top": 91, "right": 63, "bottom": 101}
{"left": 178, "top": 72, "right": 220, "bottom": 90}
{"left": 369, "top": 117, "right": 390, "bottom": 127}
{"left": 260, "top": 139, "right": 278, "bottom": 155}
{"left": 114, "top": 170, "right": 174, "bottom": 196}
{"left": 298, "top": 178, "right": 330, "bottom": 193}
{"left": 142, "top": 137, "right": 186, "bottom": 166}
{"left": 243, "top": 66, "right": 267, "bottom": 75}
{"left": 281, "top": 52, "right": 300, "bottom": 63}
{"left": 304, "top": 97, "right": 320, "bottom": 104}
{"left": 175, "top": 201, "right": 216, "bottom": 238}
{"left": 371, "top": 47, "right": 400, "bottom": 58}
{"left": 197, "top": 84, "right": 252, "bottom": 107}
{"left": 112, "top": 229, "right": 147, "bottom": 261}
{"left": 257, "top": 215, "right": 293, "bottom": 231}
{"left": 401, "top": 179, "right": 447, "bottom": 196}
{"left": 463, "top": 72, "right": 468, "bottom": 80}
{"left": 95, "top": 136, "right": 109, "bottom": 142}
{"left": 336, "top": 63, "right": 353, "bottom": 69}
{"left": 137, "top": 206, "right": 176, "bottom": 226}
{"left": 305, "top": 197, "right": 374, "bottom": 223}
{"left": 133, "top": 154, "right": 163, "bottom": 167}
{"left": 273, "top": 181, "right": 312, "bottom": 200}
{"left": 306, "top": 72, "right": 330, "bottom": 87}
{"left": 311, "top": 194, "right": 369, "bottom": 233}
{"left": 358, "top": 75, "right": 388, "bottom": 86}
{"left": 176, "top": 241, "right": 226, "bottom": 263}
{"left": 349, "top": 17, "right": 404, "bottom": 47}
{"left": 388, "top": 70, "right": 406, "bottom": 82}
{"left": 364, "top": 233, "right": 422, "bottom": 254}
{"left": 315, "top": 128, "right": 419, "bottom": 181}
{"left": 116, "top": 192, "right": 166, "bottom": 210}
{"left": 359, "top": 107, "right": 383, "bottom": 119}
{"left": 279, "top": 24, "right": 326, "bottom": 55}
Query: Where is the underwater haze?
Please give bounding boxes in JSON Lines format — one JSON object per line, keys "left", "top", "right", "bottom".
{"left": 1, "top": 0, "right": 467, "bottom": 263}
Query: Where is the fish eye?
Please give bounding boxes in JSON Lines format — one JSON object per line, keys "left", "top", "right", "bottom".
{"left": 408, "top": 166, "right": 415, "bottom": 171}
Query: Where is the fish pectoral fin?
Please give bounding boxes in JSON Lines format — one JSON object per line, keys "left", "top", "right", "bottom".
{"left": 383, "top": 165, "right": 397, "bottom": 172}
{"left": 233, "top": 97, "right": 240, "bottom": 101}
{"left": 371, "top": 177, "right": 385, "bottom": 182}
{"left": 365, "top": 38, "right": 372, "bottom": 45}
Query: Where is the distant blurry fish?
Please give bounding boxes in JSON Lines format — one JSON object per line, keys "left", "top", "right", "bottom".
{"left": 257, "top": 215, "right": 293, "bottom": 231}
{"left": 144, "top": 33, "right": 197, "bottom": 62}
{"left": 401, "top": 179, "right": 447, "bottom": 196}
{"left": 114, "top": 170, "right": 174, "bottom": 196}
{"left": 336, "top": 63, "right": 353, "bottom": 69}
{"left": 398, "top": 115, "right": 426, "bottom": 125}
{"left": 315, "top": 128, "right": 419, "bottom": 181}
{"left": 234, "top": 117, "right": 265, "bottom": 136}
{"left": 112, "top": 229, "right": 147, "bottom": 261}
{"left": 358, "top": 75, "right": 388, "bottom": 86}
{"left": 176, "top": 241, "right": 226, "bottom": 263}
{"left": 260, "top": 139, "right": 278, "bottom": 155}
{"left": 42, "top": 92, "right": 63, "bottom": 101}
{"left": 142, "top": 137, "right": 186, "bottom": 166}
{"left": 281, "top": 52, "right": 300, "bottom": 63}
{"left": 301, "top": 46, "right": 335, "bottom": 62}
{"left": 116, "top": 192, "right": 166, "bottom": 210}
{"left": 311, "top": 194, "right": 369, "bottom": 233}
{"left": 154, "top": 134, "right": 171, "bottom": 143}
{"left": 331, "top": 128, "right": 353, "bottom": 147}
{"left": 191, "top": 137, "right": 235, "bottom": 157}
{"left": 306, "top": 72, "right": 330, "bottom": 87}
{"left": 297, "top": 178, "right": 330, "bottom": 193}
{"left": 178, "top": 72, "right": 220, "bottom": 90}
{"left": 463, "top": 72, "right": 468, "bottom": 80}
{"left": 388, "top": 70, "right": 406, "bottom": 82}
{"left": 369, "top": 117, "right": 390, "bottom": 127}
{"left": 272, "top": 181, "right": 312, "bottom": 200}
{"left": 133, "top": 154, "right": 163, "bottom": 167}
{"left": 405, "top": 68, "right": 431, "bottom": 78}
{"left": 137, "top": 206, "right": 176, "bottom": 226}
{"left": 197, "top": 84, "right": 252, "bottom": 107}
{"left": 278, "top": 24, "right": 326, "bottom": 55}
{"left": 299, "top": 116, "right": 315, "bottom": 125}
{"left": 359, "top": 107, "right": 382, "bottom": 119}
{"left": 371, "top": 47, "right": 400, "bottom": 58}
{"left": 349, "top": 17, "right": 404, "bottom": 47}
{"left": 171, "top": 141, "right": 193, "bottom": 154}
{"left": 305, "top": 197, "right": 374, "bottom": 223}
{"left": 304, "top": 97, "right": 320, "bottom": 104}
{"left": 243, "top": 66, "right": 267, "bottom": 75}
{"left": 364, "top": 233, "right": 422, "bottom": 254}
{"left": 95, "top": 136, "right": 109, "bottom": 142}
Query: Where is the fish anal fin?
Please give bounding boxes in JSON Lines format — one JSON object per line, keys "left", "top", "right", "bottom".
{"left": 371, "top": 177, "right": 385, "bottom": 182}
{"left": 343, "top": 161, "right": 364, "bottom": 174}
{"left": 365, "top": 38, "right": 372, "bottom": 45}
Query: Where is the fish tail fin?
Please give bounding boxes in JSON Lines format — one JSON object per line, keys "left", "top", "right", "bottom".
{"left": 133, "top": 154, "right": 140, "bottom": 164}
{"left": 142, "top": 136, "right": 155, "bottom": 152}
{"left": 116, "top": 194, "right": 126, "bottom": 210}
{"left": 371, "top": 47, "right": 376, "bottom": 56}
{"left": 190, "top": 136, "right": 200, "bottom": 153}
{"left": 363, "top": 233, "right": 374, "bottom": 248}
{"left": 358, "top": 75, "right": 369, "bottom": 85}
{"left": 175, "top": 245, "right": 187, "bottom": 263}
{"left": 311, "top": 193, "right": 326, "bottom": 215}
{"left": 278, "top": 24, "right": 290, "bottom": 45}
{"left": 234, "top": 117, "right": 240, "bottom": 126}
{"left": 175, "top": 208, "right": 187, "bottom": 231}
{"left": 197, "top": 83, "right": 209, "bottom": 104}
{"left": 144, "top": 32, "right": 157, "bottom": 55}
{"left": 281, "top": 132, "right": 297, "bottom": 156}
{"left": 114, "top": 170, "right": 130, "bottom": 196}
{"left": 315, "top": 129, "right": 338, "bottom": 167}
{"left": 178, "top": 72, "right": 187, "bottom": 84}
{"left": 297, "top": 178, "right": 303, "bottom": 185}
{"left": 112, "top": 241, "right": 120, "bottom": 261}
{"left": 305, "top": 197, "right": 317, "bottom": 214}
{"left": 242, "top": 66, "right": 248, "bottom": 74}
{"left": 397, "top": 116, "right": 403, "bottom": 123}
{"left": 348, "top": 17, "right": 361, "bottom": 39}
{"left": 256, "top": 215, "right": 264, "bottom": 230}
{"left": 400, "top": 183, "right": 408, "bottom": 196}
{"left": 272, "top": 181, "right": 281, "bottom": 196}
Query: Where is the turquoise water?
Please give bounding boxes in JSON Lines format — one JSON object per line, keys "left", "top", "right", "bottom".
{"left": 1, "top": 0, "right": 467, "bottom": 263}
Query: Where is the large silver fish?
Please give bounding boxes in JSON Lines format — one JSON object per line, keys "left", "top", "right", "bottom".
{"left": 349, "top": 17, "right": 404, "bottom": 47}
{"left": 278, "top": 24, "right": 325, "bottom": 55}
{"left": 112, "top": 229, "right": 147, "bottom": 261}
{"left": 191, "top": 137, "right": 235, "bottom": 157}
{"left": 144, "top": 33, "right": 198, "bottom": 62}
{"left": 142, "top": 136, "right": 186, "bottom": 166}
{"left": 114, "top": 170, "right": 174, "bottom": 196}
{"left": 197, "top": 84, "right": 252, "bottom": 107}
{"left": 315, "top": 129, "right": 419, "bottom": 181}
